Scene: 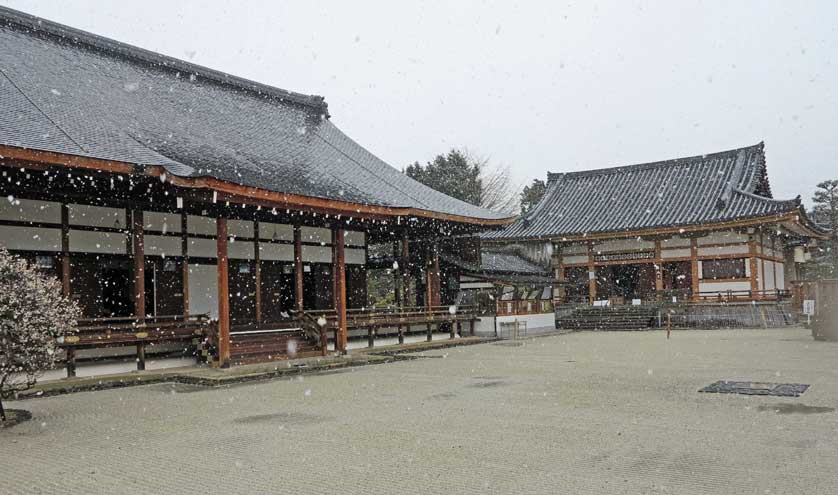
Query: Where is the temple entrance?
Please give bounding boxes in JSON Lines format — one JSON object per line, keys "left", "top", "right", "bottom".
{"left": 595, "top": 263, "right": 655, "bottom": 302}
{"left": 260, "top": 261, "right": 295, "bottom": 322}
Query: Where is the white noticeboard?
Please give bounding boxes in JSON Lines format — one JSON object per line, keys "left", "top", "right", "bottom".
{"left": 803, "top": 300, "right": 816, "bottom": 316}
{"left": 631, "top": 299, "right": 641, "bottom": 306}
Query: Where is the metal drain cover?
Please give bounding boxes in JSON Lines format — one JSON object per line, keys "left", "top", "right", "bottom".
{"left": 699, "top": 381, "right": 809, "bottom": 397}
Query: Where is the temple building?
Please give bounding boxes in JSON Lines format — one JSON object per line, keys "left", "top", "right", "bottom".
{"left": 0, "top": 7, "right": 512, "bottom": 368}
{"left": 483, "top": 143, "right": 827, "bottom": 307}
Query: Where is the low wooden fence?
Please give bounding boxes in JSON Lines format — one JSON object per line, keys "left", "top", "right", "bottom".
{"left": 58, "top": 314, "right": 213, "bottom": 377}
{"left": 304, "top": 305, "right": 482, "bottom": 348}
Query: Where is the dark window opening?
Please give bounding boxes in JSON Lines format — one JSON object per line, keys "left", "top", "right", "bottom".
{"left": 702, "top": 258, "right": 747, "bottom": 279}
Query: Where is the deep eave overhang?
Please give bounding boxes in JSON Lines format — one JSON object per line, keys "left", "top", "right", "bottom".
{"left": 483, "top": 209, "right": 828, "bottom": 244}
{"left": 0, "top": 144, "right": 517, "bottom": 227}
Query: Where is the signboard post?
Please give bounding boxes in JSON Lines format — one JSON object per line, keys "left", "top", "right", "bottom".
{"left": 803, "top": 299, "right": 815, "bottom": 326}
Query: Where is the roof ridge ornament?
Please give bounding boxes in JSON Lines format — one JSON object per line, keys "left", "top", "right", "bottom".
{"left": 716, "top": 149, "right": 749, "bottom": 211}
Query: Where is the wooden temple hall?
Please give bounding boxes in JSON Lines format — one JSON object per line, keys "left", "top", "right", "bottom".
{"left": 0, "top": 8, "right": 512, "bottom": 368}
{"left": 483, "top": 143, "right": 827, "bottom": 306}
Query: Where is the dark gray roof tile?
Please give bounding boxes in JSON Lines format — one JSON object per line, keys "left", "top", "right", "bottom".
{"left": 484, "top": 143, "right": 806, "bottom": 240}
{"left": 0, "top": 7, "right": 508, "bottom": 222}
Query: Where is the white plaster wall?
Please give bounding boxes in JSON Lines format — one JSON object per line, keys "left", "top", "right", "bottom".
{"left": 258, "top": 222, "right": 293, "bottom": 241}
{"left": 698, "top": 231, "right": 748, "bottom": 245}
{"left": 760, "top": 260, "right": 765, "bottom": 290}
{"left": 699, "top": 281, "right": 751, "bottom": 293}
{"left": 0, "top": 198, "right": 60, "bottom": 223}
{"left": 472, "top": 316, "right": 497, "bottom": 336}
{"left": 698, "top": 244, "right": 749, "bottom": 257}
{"left": 69, "top": 204, "right": 126, "bottom": 228}
{"left": 187, "top": 237, "right": 217, "bottom": 258}
{"left": 346, "top": 248, "right": 366, "bottom": 265}
{"left": 228, "top": 240, "right": 254, "bottom": 260}
{"left": 0, "top": 225, "right": 61, "bottom": 251}
{"left": 143, "top": 211, "right": 181, "bottom": 233}
{"left": 562, "top": 244, "right": 588, "bottom": 255}
{"left": 188, "top": 263, "right": 218, "bottom": 319}
{"left": 563, "top": 254, "right": 589, "bottom": 265}
{"left": 662, "top": 248, "right": 691, "bottom": 259}
{"left": 497, "top": 313, "right": 555, "bottom": 331}
{"left": 228, "top": 219, "right": 254, "bottom": 238}
{"left": 776, "top": 262, "right": 785, "bottom": 289}
{"left": 345, "top": 230, "right": 366, "bottom": 246}
{"left": 186, "top": 215, "right": 216, "bottom": 235}
{"left": 595, "top": 238, "right": 654, "bottom": 252}
{"left": 69, "top": 230, "right": 126, "bottom": 254}
{"left": 764, "top": 261, "right": 776, "bottom": 291}
{"left": 259, "top": 242, "right": 293, "bottom": 261}
{"left": 145, "top": 235, "right": 182, "bottom": 257}
{"left": 302, "top": 245, "right": 331, "bottom": 263}
{"left": 660, "top": 236, "right": 691, "bottom": 247}
{"left": 301, "top": 226, "right": 331, "bottom": 244}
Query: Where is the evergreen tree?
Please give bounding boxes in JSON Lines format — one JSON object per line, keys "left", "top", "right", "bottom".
{"left": 811, "top": 180, "right": 838, "bottom": 278}
{"left": 405, "top": 150, "right": 483, "bottom": 206}
{"left": 520, "top": 178, "right": 547, "bottom": 214}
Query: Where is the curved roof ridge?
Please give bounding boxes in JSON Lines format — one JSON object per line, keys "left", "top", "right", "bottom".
{"left": 731, "top": 187, "right": 799, "bottom": 207}
{"left": 0, "top": 5, "right": 329, "bottom": 115}
{"left": 564, "top": 142, "right": 764, "bottom": 178}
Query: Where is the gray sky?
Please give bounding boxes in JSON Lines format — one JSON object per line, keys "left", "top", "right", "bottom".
{"left": 6, "top": 0, "right": 837, "bottom": 207}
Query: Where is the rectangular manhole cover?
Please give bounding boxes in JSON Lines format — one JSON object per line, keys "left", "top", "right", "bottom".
{"left": 699, "top": 381, "right": 809, "bottom": 397}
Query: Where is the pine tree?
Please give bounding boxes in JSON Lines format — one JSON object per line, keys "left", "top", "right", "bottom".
{"left": 520, "top": 178, "right": 547, "bottom": 215}
{"left": 811, "top": 180, "right": 838, "bottom": 278}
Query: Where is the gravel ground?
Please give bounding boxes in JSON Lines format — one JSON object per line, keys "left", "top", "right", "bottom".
{"left": 2, "top": 327, "right": 837, "bottom": 494}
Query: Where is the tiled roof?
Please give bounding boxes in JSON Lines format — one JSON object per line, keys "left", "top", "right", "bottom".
{"left": 480, "top": 251, "right": 548, "bottom": 275}
{"left": 0, "top": 7, "right": 509, "bottom": 222}
{"left": 484, "top": 143, "right": 808, "bottom": 239}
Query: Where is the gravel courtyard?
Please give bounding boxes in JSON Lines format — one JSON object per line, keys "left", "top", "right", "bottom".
{"left": 2, "top": 327, "right": 838, "bottom": 494}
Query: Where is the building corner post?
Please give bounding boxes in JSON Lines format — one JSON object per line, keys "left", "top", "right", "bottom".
{"left": 216, "top": 217, "right": 230, "bottom": 367}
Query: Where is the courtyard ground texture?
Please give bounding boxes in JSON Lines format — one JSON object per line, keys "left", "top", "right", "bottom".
{"left": 2, "top": 327, "right": 838, "bottom": 494}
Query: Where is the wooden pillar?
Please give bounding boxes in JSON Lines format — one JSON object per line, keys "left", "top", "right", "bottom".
{"left": 254, "top": 220, "right": 262, "bottom": 325}
{"left": 690, "top": 237, "right": 700, "bottom": 300}
{"left": 131, "top": 210, "right": 146, "bottom": 318}
{"left": 181, "top": 211, "right": 189, "bottom": 315}
{"left": 65, "top": 347, "right": 76, "bottom": 378}
{"left": 60, "top": 203, "right": 70, "bottom": 297}
{"left": 294, "top": 224, "right": 304, "bottom": 313}
{"left": 552, "top": 243, "right": 565, "bottom": 304}
{"left": 136, "top": 342, "right": 146, "bottom": 371}
{"left": 654, "top": 239, "right": 664, "bottom": 293}
{"left": 216, "top": 218, "right": 230, "bottom": 367}
{"left": 748, "top": 232, "right": 760, "bottom": 297}
{"left": 392, "top": 240, "right": 401, "bottom": 307}
{"left": 772, "top": 237, "right": 778, "bottom": 291}
{"left": 333, "top": 227, "right": 348, "bottom": 353}
{"left": 426, "top": 242, "right": 441, "bottom": 310}
{"left": 401, "top": 235, "right": 411, "bottom": 308}
{"left": 587, "top": 243, "right": 597, "bottom": 304}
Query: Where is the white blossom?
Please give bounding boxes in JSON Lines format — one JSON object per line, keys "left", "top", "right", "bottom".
{"left": 0, "top": 248, "right": 80, "bottom": 419}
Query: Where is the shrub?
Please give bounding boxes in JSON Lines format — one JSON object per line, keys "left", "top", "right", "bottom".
{"left": 0, "top": 248, "right": 80, "bottom": 421}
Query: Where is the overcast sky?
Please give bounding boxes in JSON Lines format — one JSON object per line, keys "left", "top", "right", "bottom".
{"left": 6, "top": 0, "right": 837, "bottom": 207}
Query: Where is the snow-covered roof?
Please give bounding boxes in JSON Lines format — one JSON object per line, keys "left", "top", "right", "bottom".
{"left": 0, "top": 6, "right": 510, "bottom": 224}
{"left": 484, "top": 142, "right": 818, "bottom": 239}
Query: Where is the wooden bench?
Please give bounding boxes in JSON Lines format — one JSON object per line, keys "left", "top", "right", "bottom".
{"left": 57, "top": 314, "right": 214, "bottom": 378}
